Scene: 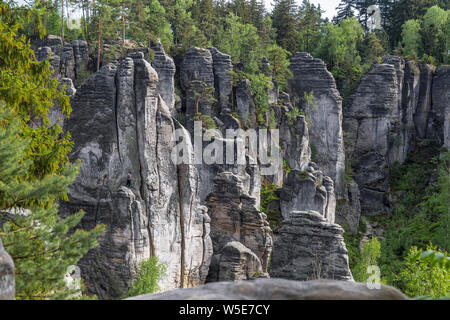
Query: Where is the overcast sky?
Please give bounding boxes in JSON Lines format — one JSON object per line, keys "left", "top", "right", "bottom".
{"left": 264, "top": 0, "right": 341, "bottom": 20}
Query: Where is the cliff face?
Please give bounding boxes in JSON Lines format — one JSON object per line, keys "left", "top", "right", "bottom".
{"left": 60, "top": 52, "right": 212, "bottom": 299}
{"left": 343, "top": 56, "right": 444, "bottom": 216}
{"left": 29, "top": 37, "right": 449, "bottom": 299}
{"left": 34, "top": 35, "right": 89, "bottom": 85}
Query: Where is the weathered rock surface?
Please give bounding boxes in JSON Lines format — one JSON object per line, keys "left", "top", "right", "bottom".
{"left": 280, "top": 167, "right": 335, "bottom": 223}
{"left": 0, "top": 238, "right": 15, "bottom": 300}
{"left": 288, "top": 52, "right": 346, "bottom": 199}
{"left": 180, "top": 47, "right": 215, "bottom": 122}
{"left": 429, "top": 66, "right": 450, "bottom": 149}
{"left": 128, "top": 278, "right": 407, "bottom": 300}
{"left": 60, "top": 53, "right": 212, "bottom": 299}
{"left": 151, "top": 40, "right": 176, "bottom": 115}
{"left": 344, "top": 62, "right": 401, "bottom": 215}
{"left": 414, "top": 63, "right": 434, "bottom": 139}
{"left": 236, "top": 79, "right": 256, "bottom": 126}
{"left": 206, "top": 172, "right": 272, "bottom": 282}
{"left": 35, "top": 36, "right": 90, "bottom": 85}
{"left": 343, "top": 57, "right": 441, "bottom": 216}
{"left": 270, "top": 211, "right": 352, "bottom": 281}
{"left": 208, "top": 47, "right": 232, "bottom": 110}
{"left": 208, "top": 241, "right": 263, "bottom": 282}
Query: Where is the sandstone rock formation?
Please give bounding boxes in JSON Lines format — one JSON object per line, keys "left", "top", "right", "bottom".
{"left": 429, "top": 66, "right": 450, "bottom": 149}
{"left": 270, "top": 211, "right": 352, "bottom": 281}
{"left": 180, "top": 47, "right": 215, "bottom": 123}
{"left": 288, "top": 52, "right": 346, "bottom": 199}
{"left": 0, "top": 238, "right": 15, "bottom": 300}
{"left": 151, "top": 40, "right": 176, "bottom": 115}
{"left": 208, "top": 47, "right": 232, "bottom": 109}
{"left": 206, "top": 172, "right": 272, "bottom": 282}
{"left": 343, "top": 56, "right": 440, "bottom": 216}
{"left": 60, "top": 53, "right": 212, "bottom": 299}
{"left": 35, "top": 36, "right": 89, "bottom": 85}
{"left": 128, "top": 278, "right": 407, "bottom": 300}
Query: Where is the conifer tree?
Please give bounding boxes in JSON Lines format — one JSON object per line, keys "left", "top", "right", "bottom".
{"left": 272, "top": 0, "right": 299, "bottom": 53}
{"left": 0, "top": 2, "right": 104, "bottom": 299}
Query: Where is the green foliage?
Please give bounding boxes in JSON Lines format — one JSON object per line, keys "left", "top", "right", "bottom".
{"left": 193, "top": 112, "right": 216, "bottom": 130}
{"left": 315, "top": 17, "right": 364, "bottom": 79}
{"left": 401, "top": 19, "right": 422, "bottom": 59}
{"left": 0, "top": 107, "right": 105, "bottom": 299}
{"left": 377, "top": 148, "right": 449, "bottom": 294}
{"left": 247, "top": 73, "right": 272, "bottom": 126}
{"left": 398, "top": 245, "right": 449, "bottom": 298}
{"left": 0, "top": 3, "right": 104, "bottom": 299}
{"left": 126, "top": 256, "right": 167, "bottom": 297}
{"left": 127, "top": 0, "right": 173, "bottom": 49}
{"left": 352, "top": 237, "right": 381, "bottom": 282}
{"left": 266, "top": 44, "right": 291, "bottom": 91}
{"left": 260, "top": 182, "right": 282, "bottom": 230}
{"left": 286, "top": 106, "right": 302, "bottom": 126}
{"left": 422, "top": 6, "right": 449, "bottom": 64}
{"left": 214, "top": 12, "right": 262, "bottom": 72}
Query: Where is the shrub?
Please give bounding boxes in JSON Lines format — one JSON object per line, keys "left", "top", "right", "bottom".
{"left": 397, "top": 245, "right": 449, "bottom": 299}
{"left": 352, "top": 237, "right": 381, "bottom": 282}
{"left": 126, "top": 256, "right": 167, "bottom": 297}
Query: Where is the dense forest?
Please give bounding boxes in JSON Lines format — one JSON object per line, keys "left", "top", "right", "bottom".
{"left": 0, "top": 0, "right": 449, "bottom": 300}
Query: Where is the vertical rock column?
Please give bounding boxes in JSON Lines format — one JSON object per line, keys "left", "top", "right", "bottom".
{"left": 288, "top": 52, "right": 346, "bottom": 199}
{"left": 62, "top": 53, "right": 212, "bottom": 298}
{"left": 0, "top": 238, "right": 15, "bottom": 300}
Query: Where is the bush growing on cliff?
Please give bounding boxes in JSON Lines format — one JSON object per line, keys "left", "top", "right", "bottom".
{"left": 126, "top": 256, "right": 167, "bottom": 297}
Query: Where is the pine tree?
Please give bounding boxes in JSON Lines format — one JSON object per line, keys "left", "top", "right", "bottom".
{"left": 0, "top": 2, "right": 104, "bottom": 299}
{"left": 272, "top": 0, "right": 299, "bottom": 53}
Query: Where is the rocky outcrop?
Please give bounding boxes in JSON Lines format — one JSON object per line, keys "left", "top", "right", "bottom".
{"left": 288, "top": 52, "right": 346, "bottom": 199}
{"left": 279, "top": 167, "right": 335, "bottom": 223}
{"left": 414, "top": 63, "right": 434, "bottom": 139}
{"left": 344, "top": 62, "right": 402, "bottom": 215}
{"left": 270, "top": 211, "right": 352, "bottom": 281}
{"left": 180, "top": 47, "right": 215, "bottom": 122}
{"left": 236, "top": 79, "right": 256, "bottom": 126}
{"left": 343, "top": 57, "right": 440, "bottom": 216}
{"left": 35, "top": 36, "right": 90, "bottom": 85}
{"left": 60, "top": 53, "right": 212, "bottom": 299}
{"left": 208, "top": 241, "right": 263, "bottom": 282}
{"left": 429, "top": 66, "right": 450, "bottom": 149}
{"left": 0, "top": 238, "right": 15, "bottom": 300}
{"left": 151, "top": 40, "right": 176, "bottom": 115}
{"left": 128, "top": 278, "right": 407, "bottom": 300}
{"left": 208, "top": 47, "right": 232, "bottom": 110}
{"left": 206, "top": 172, "right": 272, "bottom": 282}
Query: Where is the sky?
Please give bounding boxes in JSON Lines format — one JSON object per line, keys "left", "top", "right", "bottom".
{"left": 264, "top": 0, "right": 341, "bottom": 20}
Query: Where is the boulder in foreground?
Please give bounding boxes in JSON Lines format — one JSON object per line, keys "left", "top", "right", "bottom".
{"left": 127, "top": 278, "right": 407, "bottom": 300}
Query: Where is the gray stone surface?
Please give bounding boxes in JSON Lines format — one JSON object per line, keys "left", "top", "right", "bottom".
{"left": 180, "top": 47, "right": 215, "bottom": 122}
{"left": 279, "top": 167, "right": 335, "bottom": 223}
{"left": 0, "top": 238, "right": 15, "bottom": 300}
{"left": 151, "top": 40, "right": 176, "bottom": 115}
{"left": 208, "top": 47, "right": 232, "bottom": 110}
{"left": 61, "top": 54, "right": 212, "bottom": 299}
{"left": 128, "top": 278, "right": 407, "bottom": 300}
{"left": 288, "top": 52, "right": 346, "bottom": 199}
{"left": 236, "top": 79, "right": 256, "bottom": 126}
{"left": 35, "top": 36, "right": 90, "bottom": 85}
{"left": 206, "top": 172, "right": 272, "bottom": 282}
{"left": 270, "top": 211, "right": 352, "bottom": 281}
{"left": 429, "top": 66, "right": 450, "bottom": 149}
{"left": 414, "top": 63, "right": 434, "bottom": 139}
{"left": 344, "top": 62, "right": 401, "bottom": 215}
